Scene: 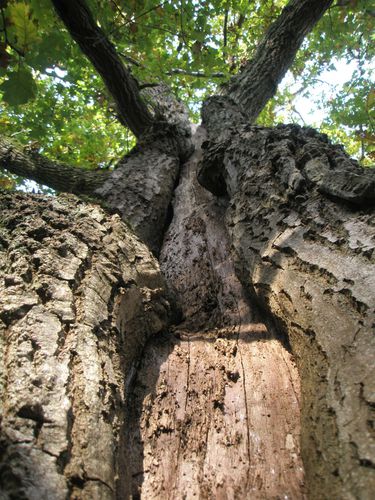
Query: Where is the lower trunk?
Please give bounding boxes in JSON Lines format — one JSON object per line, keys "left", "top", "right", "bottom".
{"left": 199, "top": 119, "right": 375, "bottom": 499}
{"left": 0, "top": 192, "right": 172, "bottom": 498}
{"left": 0, "top": 120, "right": 374, "bottom": 499}
{"left": 125, "top": 127, "right": 305, "bottom": 498}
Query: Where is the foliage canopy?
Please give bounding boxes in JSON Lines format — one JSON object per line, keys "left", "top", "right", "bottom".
{"left": 0, "top": 0, "right": 374, "bottom": 190}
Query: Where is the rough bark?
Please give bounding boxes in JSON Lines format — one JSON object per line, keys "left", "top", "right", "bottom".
{"left": 0, "top": 192, "right": 172, "bottom": 499}
{"left": 199, "top": 111, "right": 375, "bottom": 498}
{"left": 0, "top": 136, "right": 108, "bottom": 196}
{"left": 95, "top": 84, "right": 193, "bottom": 255}
{"left": 140, "top": 84, "right": 193, "bottom": 162}
{"left": 0, "top": 133, "right": 180, "bottom": 256}
{"left": 51, "top": 0, "right": 153, "bottom": 137}
{"left": 95, "top": 146, "right": 179, "bottom": 257}
{"left": 124, "top": 127, "right": 305, "bottom": 499}
{"left": 1, "top": 0, "right": 372, "bottom": 497}
{"left": 225, "top": 0, "right": 333, "bottom": 122}
{"left": 1, "top": 84, "right": 193, "bottom": 256}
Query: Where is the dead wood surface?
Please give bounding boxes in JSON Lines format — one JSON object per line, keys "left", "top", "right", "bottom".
{"left": 125, "top": 128, "right": 305, "bottom": 499}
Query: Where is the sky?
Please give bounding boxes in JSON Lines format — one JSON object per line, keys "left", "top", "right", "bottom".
{"left": 279, "top": 58, "right": 359, "bottom": 127}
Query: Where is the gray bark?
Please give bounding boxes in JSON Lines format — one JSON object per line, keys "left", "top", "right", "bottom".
{"left": 225, "top": 0, "right": 333, "bottom": 123}
{"left": 124, "top": 127, "right": 305, "bottom": 499}
{"left": 51, "top": 0, "right": 154, "bottom": 137}
{"left": 95, "top": 147, "right": 179, "bottom": 257}
{"left": 199, "top": 111, "right": 375, "bottom": 499}
{"left": 1, "top": 0, "right": 373, "bottom": 497}
{"left": 96, "top": 85, "right": 193, "bottom": 256}
{"left": 0, "top": 136, "right": 108, "bottom": 197}
{"left": 0, "top": 192, "right": 172, "bottom": 499}
{"left": 1, "top": 84, "right": 193, "bottom": 256}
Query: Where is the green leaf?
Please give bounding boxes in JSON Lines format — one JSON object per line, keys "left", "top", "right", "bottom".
{"left": 26, "top": 32, "right": 69, "bottom": 71}
{"left": 8, "top": 2, "right": 39, "bottom": 53}
{"left": 0, "top": 67, "right": 37, "bottom": 105}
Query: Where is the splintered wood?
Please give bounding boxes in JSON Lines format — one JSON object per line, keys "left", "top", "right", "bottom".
{"left": 127, "top": 330, "right": 303, "bottom": 499}
{"left": 126, "top": 127, "right": 305, "bottom": 499}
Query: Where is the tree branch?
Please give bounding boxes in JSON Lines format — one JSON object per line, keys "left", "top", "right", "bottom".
{"left": 166, "top": 69, "right": 225, "bottom": 78}
{"left": 51, "top": 0, "right": 154, "bottom": 137}
{"left": 225, "top": 0, "right": 333, "bottom": 122}
{"left": 0, "top": 136, "right": 108, "bottom": 196}
{"left": 223, "top": 8, "right": 229, "bottom": 59}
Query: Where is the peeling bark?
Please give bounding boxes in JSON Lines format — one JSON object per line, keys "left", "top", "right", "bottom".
{"left": 199, "top": 117, "right": 375, "bottom": 498}
{"left": 0, "top": 192, "right": 172, "bottom": 499}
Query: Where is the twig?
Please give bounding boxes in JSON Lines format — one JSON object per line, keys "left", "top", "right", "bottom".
{"left": 166, "top": 68, "right": 225, "bottom": 78}
{"left": 223, "top": 8, "right": 228, "bottom": 59}
{"left": 119, "top": 53, "right": 225, "bottom": 79}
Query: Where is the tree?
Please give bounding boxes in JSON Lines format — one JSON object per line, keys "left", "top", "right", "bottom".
{"left": 0, "top": 0, "right": 374, "bottom": 499}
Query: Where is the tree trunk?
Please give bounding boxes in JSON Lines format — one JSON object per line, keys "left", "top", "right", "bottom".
{"left": 1, "top": 109, "right": 375, "bottom": 500}
{"left": 198, "top": 111, "right": 375, "bottom": 499}
{"left": 0, "top": 192, "right": 173, "bottom": 499}
{"left": 1, "top": 115, "right": 374, "bottom": 498}
{"left": 1, "top": 0, "right": 374, "bottom": 497}
{"left": 124, "top": 127, "right": 305, "bottom": 499}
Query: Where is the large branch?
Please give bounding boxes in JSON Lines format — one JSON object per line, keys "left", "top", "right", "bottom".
{"left": 226, "top": 0, "right": 333, "bottom": 122}
{"left": 51, "top": 0, "right": 154, "bottom": 137}
{"left": 0, "top": 136, "right": 108, "bottom": 196}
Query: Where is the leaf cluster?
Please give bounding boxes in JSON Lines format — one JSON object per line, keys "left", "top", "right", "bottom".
{"left": 0, "top": 0, "right": 373, "bottom": 186}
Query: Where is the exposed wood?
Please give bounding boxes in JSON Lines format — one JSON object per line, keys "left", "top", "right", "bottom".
{"left": 51, "top": 0, "right": 154, "bottom": 137}
{"left": 0, "top": 135, "right": 107, "bottom": 196}
{"left": 199, "top": 118, "right": 375, "bottom": 498}
{"left": 128, "top": 331, "right": 303, "bottom": 499}
{"left": 125, "top": 127, "right": 305, "bottom": 498}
